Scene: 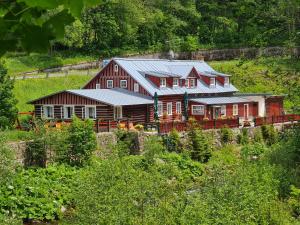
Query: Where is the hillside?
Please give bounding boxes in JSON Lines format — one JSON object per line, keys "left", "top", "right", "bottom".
{"left": 13, "top": 56, "right": 300, "bottom": 113}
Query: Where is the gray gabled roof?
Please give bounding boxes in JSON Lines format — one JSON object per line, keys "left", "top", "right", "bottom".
{"left": 113, "top": 58, "right": 238, "bottom": 96}
{"left": 190, "top": 96, "right": 253, "bottom": 105}
{"left": 68, "top": 88, "right": 153, "bottom": 106}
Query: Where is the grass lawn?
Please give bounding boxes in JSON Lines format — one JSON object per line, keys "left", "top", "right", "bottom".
{"left": 4, "top": 52, "right": 98, "bottom": 75}
{"left": 14, "top": 75, "right": 92, "bottom": 112}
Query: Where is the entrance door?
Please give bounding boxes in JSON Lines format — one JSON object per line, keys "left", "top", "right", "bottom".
{"left": 244, "top": 104, "right": 249, "bottom": 119}
{"left": 213, "top": 107, "right": 221, "bottom": 119}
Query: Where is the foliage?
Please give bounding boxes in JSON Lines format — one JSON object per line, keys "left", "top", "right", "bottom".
{"left": 261, "top": 124, "right": 278, "bottom": 146}
{"left": 237, "top": 128, "right": 249, "bottom": 145}
{"left": 143, "top": 136, "right": 165, "bottom": 165}
{"left": 0, "top": 165, "right": 77, "bottom": 222}
{"left": 0, "top": 0, "right": 102, "bottom": 54}
{"left": 163, "top": 128, "right": 182, "bottom": 153}
{"left": 115, "top": 129, "right": 139, "bottom": 156}
{"left": 0, "top": 64, "right": 18, "bottom": 129}
{"left": 241, "top": 143, "right": 268, "bottom": 159}
{"left": 0, "top": 137, "right": 16, "bottom": 185}
{"left": 220, "top": 126, "right": 234, "bottom": 144}
{"left": 64, "top": 117, "right": 97, "bottom": 166}
{"left": 288, "top": 185, "right": 300, "bottom": 217}
{"left": 0, "top": 130, "right": 33, "bottom": 142}
{"left": 187, "top": 120, "right": 212, "bottom": 162}
{"left": 253, "top": 128, "right": 264, "bottom": 143}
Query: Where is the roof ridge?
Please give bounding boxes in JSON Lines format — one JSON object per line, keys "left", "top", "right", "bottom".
{"left": 113, "top": 57, "right": 204, "bottom": 62}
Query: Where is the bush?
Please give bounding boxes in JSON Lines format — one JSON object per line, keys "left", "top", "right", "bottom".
{"left": 144, "top": 136, "right": 165, "bottom": 165}
{"left": 253, "top": 128, "right": 264, "bottom": 143}
{"left": 237, "top": 128, "right": 249, "bottom": 145}
{"left": 65, "top": 117, "right": 97, "bottom": 166}
{"left": 261, "top": 125, "right": 278, "bottom": 146}
{"left": 220, "top": 126, "right": 234, "bottom": 144}
{"left": 0, "top": 137, "right": 16, "bottom": 185}
{"left": 187, "top": 125, "right": 212, "bottom": 163}
{"left": 241, "top": 143, "right": 268, "bottom": 159}
{"left": 115, "top": 129, "right": 139, "bottom": 156}
{"left": 163, "top": 129, "right": 182, "bottom": 153}
{"left": 288, "top": 185, "right": 300, "bottom": 217}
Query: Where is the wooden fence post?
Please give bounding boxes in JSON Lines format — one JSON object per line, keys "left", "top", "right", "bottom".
{"left": 214, "top": 119, "right": 216, "bottom": 129}
{"left": 157, "top": 122, "right": 160, "bottom": 134}
{"left": 108, "top": 120, "right": 110, "bottom": 132}
{"left": 96, "top": 119, "right": 99, "bottom": 133}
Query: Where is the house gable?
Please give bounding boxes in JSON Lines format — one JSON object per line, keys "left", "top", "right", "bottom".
{"left": 84, "top": 60, "right": 151, "bottom": 96}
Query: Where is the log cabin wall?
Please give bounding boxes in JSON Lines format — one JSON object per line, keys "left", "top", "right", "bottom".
{"left": 84, "top": 60, "right": 151, "bottom": 96}
{"left": 157, "top": 95, "right": 184, "bottom": 121}
{"left": 123, "top": 105, "right": 150, "bottom": 124}
{"left": 265, "top": 97, "right": 284, "bottom": 116}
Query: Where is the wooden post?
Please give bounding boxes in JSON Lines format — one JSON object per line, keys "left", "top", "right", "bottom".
{"left": 108, "top": 120, "right": 110, "bottom": 132}
{"left": 237, "top": 117, "right": 240, "bottom": 127}
{"left": 96, "top": 119, "right": 99, "bottom": 133}
{"left": 127, "top": 118, "right": 129, "bottom": 130}
{"left": 214, "top": 119, "right": 216, "bottom": 129}
{"left": 157, "top": 121, "right": 160, "bottom": 134}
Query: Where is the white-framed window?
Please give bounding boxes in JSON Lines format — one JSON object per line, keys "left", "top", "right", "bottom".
{"left": 167, "top": 102, "right": 172, "bottom": 115}
{"left": 190, "top": 79, "right": 196, "bottom": 88}
{"left": 233, "top": 104, "right": 238, "bottom": 116}
{"left": 43, "top": 105, "right": 54, "bottom": 119}
{"left": 192, "top": 105, "right": 205, "bottom": 115}
{"left": 107, "top": 80, "right": 113, "bottom": 88}
{"left": 224, "top": 77, "right": 230, "bottom": 86}
{"left": 96, "top": 83, "right": 100, "bottom": 89}
{"left": 221, "top": 105, "right": 226, "bottom": 116}
{"left": 114, "top": 106, "right": 123, "bottom": 120}
{"left": 85, "top": 106, "right": 96, "bottom": 119}
{"left": 157, "top": 103, "right": 163, "bottom": 117}
{"left": 134, "top": 83, "right": 139, "bottom": 92}
{"left": 210, "top": 78, "right": 215, "bottom": 87}
{"left": 173, "top": 78, "right": 179, "bottom": 87}
{"left": 185, "top": 79, "right": 189, "bottom": 87}
{"left": 114, "top": 64, "right": 119, "bottom": 72}
{"left": 63, "top": 105, "right": 74, "bottom": 119}
{"left": 176, "top": 102, "right": 182, "bottom": 114}
{"left": 160, "top": 78, "right": 166, "bottom": 88}
{"left": 120, "top": 80, "right": 127, "bottom": 89}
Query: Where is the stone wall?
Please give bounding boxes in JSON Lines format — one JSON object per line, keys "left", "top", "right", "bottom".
{"left": 6, "top": 122, "right": 293, "bottom": 165}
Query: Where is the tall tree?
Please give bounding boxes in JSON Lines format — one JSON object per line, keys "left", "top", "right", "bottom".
{"left": 0, "top": 64, "right": 18, "bottom": 129}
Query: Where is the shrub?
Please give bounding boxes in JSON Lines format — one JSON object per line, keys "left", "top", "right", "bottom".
{"left": 241, "top": 143, "right": 267, "bottom": 159}
{"left": 144, "top": 136, "right": 165, "bottom": 165}
{"left": 288, "top": 185, "right": 300, "bottom": 217}
{"left": 0, "top": 137, "right": 16, "bottom": 185}
{"left": 163, "top": 128, "right": 182, "bottom": 153}
{"left": 237, "top": 128, "right": 249, "bottom": 145}
{"left": 261, "top": 125, "right": 278, "bottom": 146}
{"left": 220, "top": 126, "right": 234, "bottom": 144}
{"left": 115, "top": 129, "right": 139, "bottom": 156}
{"left": 65, "top": 117, "right": 97, "bottom": 166}
{"left": 187, "top": 125, "right": 212, "bottom": 163}
{"left": 253, "top": 128, "right": 264, "bottom": 143}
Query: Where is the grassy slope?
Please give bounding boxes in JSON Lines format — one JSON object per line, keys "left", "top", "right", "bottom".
{"left": 4, "top": 52, "right": 98, "bottom": 75}
{"left": 209, "top": 57, "right": 300, "bottom": 110}
{"left": 14, "top": 75, "right": 92, "bottom": 112}
{"left": 13, "top": 56, "right": 300, "bottom": 112}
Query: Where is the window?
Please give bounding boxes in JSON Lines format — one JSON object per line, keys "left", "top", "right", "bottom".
{"left": 43, "top": 105, "right": 54, "bottom": 119}
{"left": 192, "top": 105, "right": 205, "bottom": 115}
{"left": 173, "top": 78, "right": 179, "bottom": 87}
{"left": 160, "top": 78, "right": 166, "bottom": 88}
{"left": 96, "top": 83, "right": 100, "bottom": 89}
{"left": 134, "top": 83, "right": 139, "bottom": 92}
{"left": 114, "top": 106, "right": 123, "bottom": 120}
{"left": 114, "top": 64, "right": 119, "bottom": 72}
{"left": 210, "top": 78, "right": 215, "bottom": 87}
{"left": 64, "top": 105, "right": 74, "bottom": 119}
{"left": 107, "top": 80, "right": 113, "bottom": 88}
{"left": 85, "top": 106, "right": 96, "bottom": 119}
{"left": 185, "top": 79, "right": 189, "bottom": 87}
{"left": 190, "top": 79, "right": 196, "bottom": 88}
{"left": 233, "top": 104, "right": 238, "bottom": 116}
{"left": 224, "top": 77, "right": 230, "bottom": 86}
{"left": 176, "top": 102, "right": 182, "bottom": 114}
{"left": 120, "top": 80, "right": 127, "bottom": 89}
{"left": 221, "top": 105, "right": 226, "bottom": 116}
{"left": 167, "top": 102, "right": 172, "bottom": 115}
{"left": 157, "top": 103, "right": 163, "bottom": 116}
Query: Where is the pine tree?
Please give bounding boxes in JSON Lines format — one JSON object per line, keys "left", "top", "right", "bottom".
{"left": 0, "top": 64, "right": 18, "bottom": 129}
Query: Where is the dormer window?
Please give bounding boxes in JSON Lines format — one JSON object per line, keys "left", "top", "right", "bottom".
{"left": 224, "top": 77, "right": 230, "bottom": 86}
{"left": 114, "top": 64, "right": 119, "bottom": 72}
{"left": 173, "top": 78, "right": 179, "bottom": 87}
{"left": 107, "top": 80, "right": 114, "bottom": 88}
{"left": 190, "top": 79, "right": 196, "bottom": 88}
{"left": 160, "top": 78, "right": 166, "bottom": 88}
{"left": 210, "top": 78, "right": 216, "bottom": 87}
{"left": 185, "top": 79, "right": 189, "bottom": 87}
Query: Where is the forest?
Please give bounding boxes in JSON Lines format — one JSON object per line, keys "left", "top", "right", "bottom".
{"left": 60, "top": 0, "right": 300, "bottom": 55}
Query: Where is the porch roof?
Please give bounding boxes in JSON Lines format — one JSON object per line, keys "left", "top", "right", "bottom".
{"left": 190, "top": 96, "right": 253, "bottom": 105}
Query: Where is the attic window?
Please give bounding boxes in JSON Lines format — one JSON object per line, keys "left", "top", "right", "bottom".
{"left": 160, "top": 78, "right": 166, "bottom": 88}
{"left": 210, "top": 78, "right": 215, "bottom": 87}
{"left": 114, "top": 64, "right": 119, "bottom": 72}
{"left": 190, "top": 79, "right": 196, "bottom": 88}
{"left": 173, "top": 78, "right": 179, "bottom": 87}
{"left": 224, "top": 77, "right": 230, "bottom": 86}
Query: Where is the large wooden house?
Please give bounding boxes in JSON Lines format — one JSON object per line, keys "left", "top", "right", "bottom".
{"left": 29, "top": 58, "right": 284, "bottom": 125}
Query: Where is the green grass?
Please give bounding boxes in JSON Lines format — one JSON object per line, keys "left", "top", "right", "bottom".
{"left": 4, "top": 51, "right": 98, "bottom": 75}
{"left": 14, "top": 75, "right": 92, "bottom": 112}
{"left": 209, "top": 57, "right": 300, "bottom": 111}
{"left": 1, "top": 130, "right": 34, "bottom": 142}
